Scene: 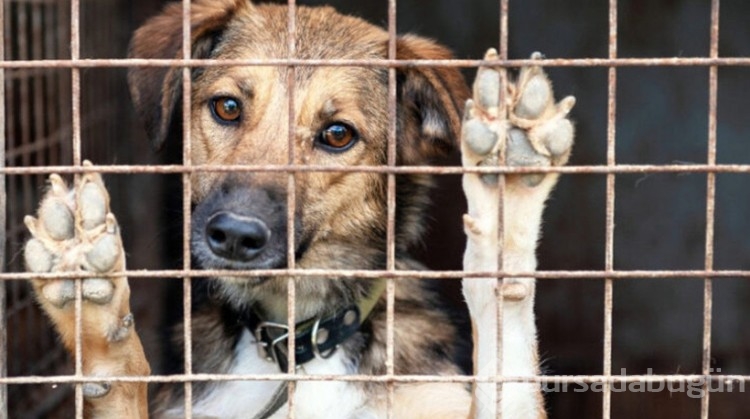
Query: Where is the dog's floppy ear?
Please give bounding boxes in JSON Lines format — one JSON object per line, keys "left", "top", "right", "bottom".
{"left": 128, "top": 0, "right": 249, "bottom": 150}
{"left": 396, "top": 35, "right": 470, "bottom": 164}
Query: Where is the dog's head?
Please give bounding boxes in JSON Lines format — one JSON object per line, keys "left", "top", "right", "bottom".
{"left": 128, "top": 0, "right": 468, "bottom": 295}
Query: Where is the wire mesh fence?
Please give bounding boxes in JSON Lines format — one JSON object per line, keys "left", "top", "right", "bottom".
{"left": 3, "top": 0, "right": 750, "bottom": 418}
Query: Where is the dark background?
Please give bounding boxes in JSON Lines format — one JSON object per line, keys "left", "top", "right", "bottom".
{"left": 4, "top": 0, "right": 750, "bottom": 417}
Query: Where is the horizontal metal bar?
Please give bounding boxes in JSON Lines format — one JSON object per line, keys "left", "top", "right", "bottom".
{"left": 2, "top": 373, "right": 748, "bottom": 386}
{"left": 2, "top": 163, "right": 750, "bottom": 176}
{"left": 1, "top": 57, "right": 750, "bottom": 69}
{"left": 4, "top": 269, "right": 750, "bottom": 281}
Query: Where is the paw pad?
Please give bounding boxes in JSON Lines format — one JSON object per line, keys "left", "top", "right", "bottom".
{"left": 24, "top": 163, "right": 125, "bottom": 309}
{"left": 463, "top": 115, "right": 499, "bottom": 157}
{"left": 473, "top": 50, "right": 501, "bottom": 112}
{"left": 24, "top": 238, "right": 53, "bottom": 273}
{"left": 39, "top": 198, "right": 75, "bottom": 240}
{"left": 506, "top": 128, "right": 549, "bottom": 187}
{"left": 85, "top": 233, "right": 120, "bottom": 273}
{"left": 41, "top": 280, "right": 76, "bottom": 308}
{"left": 462, "top": 50, "right": 576, "bottom": 188}
{"left": 502, "top": 281, "right": 530, "bottom": 301}
{"left": 82, "top": 279, "right": 114, "bottom": 305}
{"left": 78, "top": 182, "right": 108, "bottom": 230}
{"left": 514, "top": 73, "right": 551, "bottom": 120}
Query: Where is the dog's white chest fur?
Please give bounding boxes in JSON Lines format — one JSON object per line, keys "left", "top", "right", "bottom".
{"left": 188, "top": 330, "right": 374, "bottom": 419}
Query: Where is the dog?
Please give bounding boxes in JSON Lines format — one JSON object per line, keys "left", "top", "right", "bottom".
{"left": 22, "top": 0, "right": 575, "bottom": 417}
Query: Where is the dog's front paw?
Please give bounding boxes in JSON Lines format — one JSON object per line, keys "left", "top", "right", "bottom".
{"left": 24, "top": 162, "right": 149, "bottom": 413}
{"left": 24, "top": 162, "right": 134, "bottom": 345}
{"left": 462, "top": 50, "right": 576, "bottom": 188}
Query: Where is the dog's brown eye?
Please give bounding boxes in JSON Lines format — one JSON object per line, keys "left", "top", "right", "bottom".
{"left": 318, "top": 123, "right": 358, "bottom": 151}
{"left": 211, "top": 97, "right": 241, "bottom": 123}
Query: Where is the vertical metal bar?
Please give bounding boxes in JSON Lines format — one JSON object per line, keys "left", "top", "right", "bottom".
{"left": 17, "top": 4, "right": 32, "bottom": 228}
{"left": 41, "top": 2, "right": 59, "bottom": 368}
{"left": 27, "top": 1, "right": 43, "bottom": 378}
{"left": 70, "top": 0, "right": 80, "bottom": 167}
{"left": 6, "top": 1, "right": 19, "bottom": 393}
{"left": 0, "top": 0, "right": 7, "bottom": 416}
{"left": 602, "top": 0, "right": 617, "bottom": 418}
{"left": 286, "top": 0, "right": 298, "bottom": 416}
{"left": 181, "top": 0, "right": 193, "bottom": 417}
{"left": 496, "top": 0, "right": 509, "bottom": 415}
{"left": 386, "top": 0, "right": 397, "bottom": 417}
{"left": 701, "top": 1, "right": 720, "bottom": 417}
{"left": 70, "top": 0, "right": 84, "bottom": 416}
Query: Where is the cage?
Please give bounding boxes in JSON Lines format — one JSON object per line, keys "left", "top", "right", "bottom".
{"left": 3, "top": 0, "right": 750, "bottom": 418}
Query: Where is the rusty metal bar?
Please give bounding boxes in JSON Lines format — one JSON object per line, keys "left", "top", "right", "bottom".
{"left": 69, "top": 0, "right": 84, "bottom": 416}
{"left": 5, "top": 163, "right": 750, "bottom": 176}
{"left": 28, "top": 1, "right": 45, "bottom": 400}
{"left": 602, "top": 0, "right": 617, "bottom": 417}
{"left": 4, "top": 268, "right": 750, "bottom": 281}
{"left": 386, "top": 0, "right": 397, "bottom": 417}
{"left": 0, "top": 372, "right": 748, "bottom": 386}
{"left": 69, "top": 0, "right": 80, "bottom": 167}
{"left": 0, "top": 0, "right": 6, "bottom": 416}
{"left": 701, "top": 1, "right": 720, "bottom": 417}
{"left": 2, "top": 56, "right": 750, "bottom": 69}
{"left": 285, "top": 0, "right": 298, "bottom": 416}
{"left": 496, "top": 0, "right": 509, "bottom": 415}
{"left": 181, "top": 0, "right": 194, "bottom": 416}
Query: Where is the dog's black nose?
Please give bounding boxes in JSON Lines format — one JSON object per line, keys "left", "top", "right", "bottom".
{"left": 205, "top": 212, "right": 271, "bottom": 261}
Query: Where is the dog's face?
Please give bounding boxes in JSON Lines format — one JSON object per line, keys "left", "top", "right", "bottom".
{"left": 128, "top": 0, "right": 468, "bottom": 297}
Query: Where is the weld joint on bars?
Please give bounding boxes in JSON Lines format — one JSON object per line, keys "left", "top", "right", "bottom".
{"left": 2, "top": 57, "right": 750, "bottom": 69}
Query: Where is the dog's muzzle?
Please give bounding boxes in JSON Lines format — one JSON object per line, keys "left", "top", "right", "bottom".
{"left": 205, "top": 212, "right": 271, "bottom": 262}
{"left": 191, "top": 184, "right": 292, "bottom": 270}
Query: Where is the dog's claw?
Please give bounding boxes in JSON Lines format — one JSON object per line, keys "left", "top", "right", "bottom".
{"left": 530, "top": 51, "right": 545, "bottom": 60}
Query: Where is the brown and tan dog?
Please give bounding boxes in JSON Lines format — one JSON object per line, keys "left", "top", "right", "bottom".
{"left": 23, "top": 0, "right": 575, "bottom": 417}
